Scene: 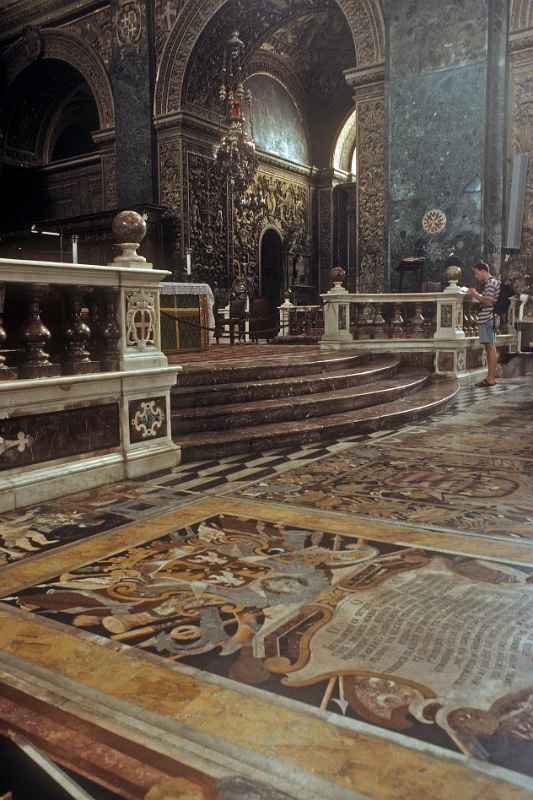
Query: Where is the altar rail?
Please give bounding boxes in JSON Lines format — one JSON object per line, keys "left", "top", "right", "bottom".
{"left": 0, "top": 255, "right": 180, "bottom": 511}
{"left": 278, "top": 281, "right": 527, "bottom": 378}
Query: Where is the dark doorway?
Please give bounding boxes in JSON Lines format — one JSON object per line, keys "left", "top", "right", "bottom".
{"left": 261, "top": 228, "right": 283, "bottom": 311}
{"left": 257, "top": 228, "right": 284, "bottom": 340}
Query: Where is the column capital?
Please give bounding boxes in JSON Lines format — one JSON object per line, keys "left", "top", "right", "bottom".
{"left": 344, "top": 63, "right": 385, "bottom": 100}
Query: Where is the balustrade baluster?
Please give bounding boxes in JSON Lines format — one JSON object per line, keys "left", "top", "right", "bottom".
{"left": 424, "top": 306, "right": 436, "bottom": 338}
{"left": 87, "top": 291, "right": 104, "bottom": 361}
{"left": 0, "top": 284, "right": 11, "bottom": 376}
{"left": 19, "top": 284, "right": 60, "bottom": 379}
{"left": 357, "top": 303, "right": 373, "bottom": 339}
{"left": 373, "top": 304, "right": 386, "bottom": 339}
{"left": 471, "top": 304, "right": 479, "bottom": 336}
{"left": 390, "top": 303, "right": 405, "bottom": 339}
{"left": 412, "top": 303, "right": 425, "bottom": 338}
{"left": 102, "top": 289, "right": 121, "bottom": 372}
{"left": 63, "top": 289, "right": 99, "bottom": 375}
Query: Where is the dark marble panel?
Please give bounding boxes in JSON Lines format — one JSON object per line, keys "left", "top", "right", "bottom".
{"left": 248, "top": 74, "right": 310, "bottom": 165}
{"left": 129, "top": 396, "right": 167, "bottom": 443}
{"left": 482, "top": 0, "right": 509, "bottom": 259}
{"left": 111, "top": 0, "right": 156, "bottom": 207}
{"left": 389, "top": 64, "right": 486, "bottom": 285}
{"left": 0, "top": 404, "right": 120, "bottom": 472}
{"left": 387, "top": 0, "right": 488, "bottom": 78}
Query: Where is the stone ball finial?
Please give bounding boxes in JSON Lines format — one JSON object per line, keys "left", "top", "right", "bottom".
{"left": 111, "top": 210, "right": 147, "bottom": 264}
{"left": 330, "top": 265, "right": 346, "bottom": 287}
{"left": 446, "top": 264, "right": 462, "bottom": 288}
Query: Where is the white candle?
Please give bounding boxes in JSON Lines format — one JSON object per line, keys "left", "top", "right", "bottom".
{"left": 186, "top": 249, "right": 192, "bottom": 275}
{"left": 72, "top": 234, "right": 79, "bottom": 264}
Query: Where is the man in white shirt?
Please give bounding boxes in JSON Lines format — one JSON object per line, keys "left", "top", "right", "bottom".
{"left": 468, "top": 261, "right": 500, "bottom": 386}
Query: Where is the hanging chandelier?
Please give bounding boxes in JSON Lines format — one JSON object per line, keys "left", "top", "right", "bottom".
{"left": 214, "top": 30, "right": 257, "bottom": 199}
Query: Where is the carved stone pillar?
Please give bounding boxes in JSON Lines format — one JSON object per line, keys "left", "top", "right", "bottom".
{"left": 19, "top": 285, "right": 60, "bottom": 379}
{"left": 345, "top": 65, "right": 385, "bottom": 292}
{"left": 316, "top": 171, "right": 335, "bottom": 294}
{"left": 509, "top": 31, "right": 533, "bottom": 286}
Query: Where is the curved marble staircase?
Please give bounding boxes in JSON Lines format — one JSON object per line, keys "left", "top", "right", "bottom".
{"left": 171, "top": 350, "right": 458, "bottom": 462}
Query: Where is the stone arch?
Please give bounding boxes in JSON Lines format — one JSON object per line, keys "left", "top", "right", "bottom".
{"left": 4, "top": 28, "right": 115, "bottom": 131}
{"left": 333, "top": 109, "right": 358, "bottom": 173}
{"left": 154, "top": 0, "right": 384, "bottom": 119}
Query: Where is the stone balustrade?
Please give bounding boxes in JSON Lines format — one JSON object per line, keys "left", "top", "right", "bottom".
{"left": 0, "top": 257, "right": 170, "bottom": 379}
{"left": 0, "top": 225, "right": 181, "bottom": 512}
{"left": 278, "top": 300, "right": 323, "bottom": 338}
{"left": 310, "top": 277, "right": 525, "bottom": 380}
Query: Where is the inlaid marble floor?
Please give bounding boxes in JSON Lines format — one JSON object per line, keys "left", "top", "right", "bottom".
{"left": 1, "top": 378, "right": 533, "bottom": 800}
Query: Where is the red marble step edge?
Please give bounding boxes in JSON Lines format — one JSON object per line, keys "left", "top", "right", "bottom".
{"left": 171, "top": 374, "right": 429, "bottom": 434}
{"left": 171, "top": 357, "right": 401, "bottom": 409}
{"left": 175, "top": 380, "right": 459, "bottom": 462}
{"left": 175, "top": 352, "right": 367, "bottom": 388}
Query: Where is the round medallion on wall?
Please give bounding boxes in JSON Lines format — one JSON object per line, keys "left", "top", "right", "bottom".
{"left": 422, "top": 208, "right": 447, "bottom": 235}
{"left": 116, "top": 1, "right": 142, "bottom": 48}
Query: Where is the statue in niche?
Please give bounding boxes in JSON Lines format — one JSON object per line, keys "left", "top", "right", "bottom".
{"left": 192, "top": 196, "right": 201, "bottom": 232}
{"left": 293, "top": 254, "right": 306, "bottom": 285}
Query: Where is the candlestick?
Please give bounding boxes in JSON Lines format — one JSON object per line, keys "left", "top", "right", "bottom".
{"left": 72, "top": 234, "right": 79, "bottom": 264}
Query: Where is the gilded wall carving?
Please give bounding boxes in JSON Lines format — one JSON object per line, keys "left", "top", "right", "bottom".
{"left": 318, "top": 187, "right": 333, "bottom": 284}
{"left": 356, "top": 96, "right": 385, "bottom": 291}
{"left": 103, "top": 153, "right": 119, "bottom": 210}
{"left": 154, "top": 0, "right": 187, "bottom": 62}
{"left": 159, "top": 135, "right": 184, "bottom": 260}
{"left": 115, "top": 0, "right": 143, "bottom": 57}
{"left": 234, "top": 172, "right": 309, "bottom": 289}
{"left": 186, "top": 150, "right": 228, "bottom": 287}
{"left": 154, "top": 0, "right": 385, "bottom": 118}
{"left": 62, "top": 8, "right": 113, "bottom": 68}
{"left": 184, "top": 148, "right": 309, "bottom": 289}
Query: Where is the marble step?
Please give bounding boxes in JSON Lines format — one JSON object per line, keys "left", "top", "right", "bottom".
{"left": 174, "top": 379, "right": 459, "bottom": 462}
{"left": 172, "top": 356, "right": 400, "bottom": 409}
{"left": 172, "top": 373, "right": 429, "bottom": 433}
{"left": 175, "top": 351, "right": 366, "bottom": 388}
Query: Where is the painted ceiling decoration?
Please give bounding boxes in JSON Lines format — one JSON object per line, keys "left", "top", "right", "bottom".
{"left": 184, "top": 0, "right": 356, "bottom": 112}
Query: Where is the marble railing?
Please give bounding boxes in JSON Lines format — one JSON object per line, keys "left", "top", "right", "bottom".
{"left": 278, "top": 301, "right": 324, "bottom": 338}
{"left": 0, "top": 250, "right": 181, "bottom": 511}
{"left": 320, "top": 280, "right": 524, "bottom": 347}
{"left": 0, "top": 257, "right": 171, "bottom": 379}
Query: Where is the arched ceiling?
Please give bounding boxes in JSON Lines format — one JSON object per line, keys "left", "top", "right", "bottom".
{"left": 183, "top": 0, "right": 356, "bottom": 113}
{"left": 1, "top": 59, "right": 96, "bottom": 164}
{"left": 259, "top": 10, "right": 355, "bottom": 104}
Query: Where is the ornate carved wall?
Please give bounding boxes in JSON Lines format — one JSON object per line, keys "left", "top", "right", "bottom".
{"left": 182, "top": 140, "right": 311, "bottom": 291}
{"left": 510, "top": 22, "right": 533, "bottom": 287}
{"left": 185, "top": 147, "right": 228, "bottom": 287}
{"left": 234, "top": 170, "right": 310, "bottom": 291}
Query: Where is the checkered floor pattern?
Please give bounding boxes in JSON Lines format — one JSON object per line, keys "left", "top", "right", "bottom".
{"left": 153, "top": 382, "right": 521, "bottom": 494}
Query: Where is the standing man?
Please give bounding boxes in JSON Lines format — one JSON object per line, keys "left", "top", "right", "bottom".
{"left": 468, "top": 261, "right": 500, "bottom": 386}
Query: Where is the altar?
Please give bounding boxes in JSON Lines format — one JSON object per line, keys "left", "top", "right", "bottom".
{"left": 160, "top": 282, "right": 215, "bottom": 352}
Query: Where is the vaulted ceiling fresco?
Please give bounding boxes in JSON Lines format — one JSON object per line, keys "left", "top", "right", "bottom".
{"left": 184, "top": 0, "right": 356, "bottom": 116}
